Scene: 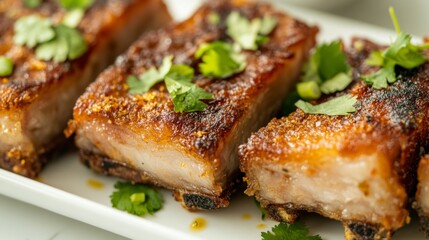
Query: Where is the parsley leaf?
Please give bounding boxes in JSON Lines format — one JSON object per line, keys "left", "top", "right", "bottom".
{"left": 110, "top": 182, "right": 163, "bottom": 217}
{"left": 13, "top": 15, "right": 55, "bottom": 48}
{"left": 261, "top": 222, "right": 323, "bottom": 240}
{"left": 58, "top": 0, "right": 94, "bottom": 10}
{"left": 35, "top": 24, "right": 88, "bottom": 62}
{"left": 23, "top": 0, "right": 42, "bottom": 8}
{"left": 295, "top": 94, "right": 357, "bottom": 116}
{"left": 226, "top": 11, "right": 277, "bottom": 50}
{"left": 127, "top": 56, "right": 213, "bottom": 112}
{"left": 195, "top": 41, "right": 246, "bottom": 78}
{"left": 298, "top": 41, "right": 352, "bottom": 99}
{"left": 363, "top": 7, "right": 429, "bottom": 89}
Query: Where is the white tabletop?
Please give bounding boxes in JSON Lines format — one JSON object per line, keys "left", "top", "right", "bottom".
{"left": 1, "top": 0, "right": 428, "bottom": 240}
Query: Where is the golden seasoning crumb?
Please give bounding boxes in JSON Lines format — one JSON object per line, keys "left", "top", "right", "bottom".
{"left": 200, "top": 170, "right": 208, "bottom": 177}
{"left": 242, "top": 213, "right": 251, "bottom": 220}
{"left": 20, "top": 160, "right": 26, "bottom": 165}
{"left": 190, "top": 217, "right": 207, "bottom": 232}
{"left": 159, "top": 85, "right": 165, "bottom": 91}
{"left": 29, "top": 59, "right": 46, "bottom": 71}
{"left": 257, "top": 223, "right": 267, "bottom": 229}
{"left": 180, "top": 162, "right": 186, "bottom": 167}
{"left": 194, "top": 131, "right": 207, "bottom": 137}
{"left": 87, "top": 179, "right": 105, "bottom": 190}
{"left": 2, "top": 78, "right": 8, "bottom": 84}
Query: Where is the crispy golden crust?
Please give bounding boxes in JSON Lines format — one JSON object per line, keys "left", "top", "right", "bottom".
{"left": 0, "top": 0, "right": 162, "bottom": 112}
{"left": 239, "top": 39, "right": 429, "bottom": 236}
{"left": 71, "top": 0, "right": 318, "bottom": 162}
{"left": 241, "top": 38, "right": 428, "bottom": 196}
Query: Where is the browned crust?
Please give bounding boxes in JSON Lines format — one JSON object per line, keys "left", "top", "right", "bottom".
{"left": 80, "top": 149, "right": 241, "bottom": 210}
{"left": 71, "top": 0, "right": 317, "bottom": 165}
{"left": 0, "top": 0, "right": 170, "bottom": 112}
{"left": 240, "top": 38, "right": 429, "bottom": 236}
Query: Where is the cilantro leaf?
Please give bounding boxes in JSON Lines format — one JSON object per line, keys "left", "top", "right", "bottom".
{"left": 295, "top": 94, "right": 357, "bottom": 116}
{"left": 58, "top": 0, "right": 94, "bottom": 10}
{"left": 35, "top": 24, "right": 88, "bottom": 62}
{"left": 127, "top": 56, "right": 213, "bottom": 112}
{"left": 126, "top": 56, "right": 173, "bottom": 94}
{"left": 110, "top": 182, "right": 163, "bottom": 217}
{"left": 298, "top": 41, "right": 352, "bottom": 99}
{"left": 363, "top": 7, "right": 429, "bottom": 89}
{"left": 23, "top": 0, "right": 42, "bottom": 8}
{"left": 261, "top": 222, "right": 323, "bottom": 240}
{"left": 281, "top": 90, "right": 301, "bottom": 116}
{"left": 195, "top": 41, "right": 246, "bottom": 78}
{"left": 165, "top": 77, "right": 213, "bottom": 112}
{"left": 13, "top": 15, "right": 55, "bottom": 48}
{"left": 226, "top": 11, "right": 277, "bottom": 50}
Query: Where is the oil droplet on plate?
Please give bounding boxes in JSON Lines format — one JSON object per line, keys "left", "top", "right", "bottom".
{"left": 190, "top": 217, "right": 207, "bottom": 232}
{"left": 87, "top": 179, "right": 105, "bottom": 189}
{"left": 242, "top": 213, "right": 251, "bottom": 220}
{"left": 257, "top": 223, "right": 267, "bottom": 230}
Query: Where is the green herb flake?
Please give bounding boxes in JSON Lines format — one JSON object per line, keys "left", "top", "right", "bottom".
{"left": 58, "top": 0, "right": 94, "bottom": 10}
{"left": 195, "top": 41, "right": 246, "bottom": 78}
{"left": 363, "top": 7, "right": 429, "bottom": 89}
{"left": 208, "top": 12, "right": 220, "bottom": 25}
{"left": 23, "top": 0, "right": 42, "bottom": 8}
{"left": 13, "top": 15, "right": 55, "bottom": 48}
{"left": 35, "top": 24, "right": 88, "bottom": 62}
{"left": 226, "top": 11, "right": 277, "bottom": 50}
{"left": 110, "top": 182, "right": 163, "bottom": 217}
{"left": 127, "top": 56, "right": 213, "bottom": 113}
{"left": 254, "top": 198, "right": 267, "bottom": 220}
{"left": 299, "top": 40, "right": 352, "bottom": 99}
{"left": 261, "top": 222, "right": 323, "bottom": 240}
{"left": 0, "top": 56, "right": 14, "bottom": 77}
{"left": 295, "top": 94, "right": 357, "bottom": 116}
{"left": 62, "top": 9, "right": 85, "bottom": 28}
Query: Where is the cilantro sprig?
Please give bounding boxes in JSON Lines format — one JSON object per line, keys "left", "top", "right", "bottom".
{"left": 58, "top": 0, "right": 94, "bottom": 10}
{"left": 362, "top": 7, "right": 429, "bottom": 89}
{"left": 195, "top": 41, "right": 246, "bottom": 78}
{"left": 127, "top": 56, "right": 214, "bottom": 112}
{"left": 23, "top": 0, "right": 42, "bottom": 8}
{"left": 262, "top": 222, "right": 323, "bottom": 240}
{"left": 226, "top": 11, "right": 277, "bottom": 50}
{"left": 110, "top": 182, "right": 163, "bottom": 217}
{"left": 297, "top": 41, "right": 352, "bottom": 100}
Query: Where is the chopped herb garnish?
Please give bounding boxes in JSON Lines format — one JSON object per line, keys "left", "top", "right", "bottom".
{"left": 295, "top": 94, "right": 357, "bottom": 116}
{"left": 254, "top": 198, "right": 267, "bottom": 220}
{"left": 298, "top": 41, "right": 352, "bottom": 99}
{"left": 281, "top": 90, "right": 301, "bottom": 116}
{"left": 127, "top": 56, "right": 213, "bottom": 113}
{"left": 35, "top": 24, "right": 88, "bottom": 62}
{"left": 62, "top": 9, "right": 85, "bottom": 28}
{"left": 195, "top": 41, "right": 246, "bottom": 78}
{"left": 110, "top": 182, "right": 163, "bottom": 217}
{"left": 261, "top": 222, "right": 323, "bottom": 240}
{"left": 0, "top": 56, "right": 14, "bottom": 77}
{"left": 23, "top": 0, "right": 42, "bottom": 8}
{"left": 363, "top": 7, "right": 429, "bottom": 89}
{"left": 208, "top": 12, "right": 220, "bottom": 25}
{"left": 226, "top": 11, "right": 277, "bottom": 50}
{"left": 58, "top": 0, "right": 94, "bottom": 10}
{"left": 13, "top": 15, "right": 55, "bottom": 48}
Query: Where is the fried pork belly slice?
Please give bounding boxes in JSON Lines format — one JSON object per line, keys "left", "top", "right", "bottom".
{"left": 0, "top": 0, "right": 171, "bottom": 178}
{"left": 68, "top": 1, "right": 317, "bottom": 210}
{"left": 416, "top": 155, "right": 429, "bottom": 235}
{"left": 240, "top": 39, "right": 429, "bottom": 239}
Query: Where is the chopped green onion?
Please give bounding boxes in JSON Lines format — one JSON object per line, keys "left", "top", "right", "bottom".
{"left": 0, "top": 56, "right": 14, "bottom": 77}
{"left": 297, "top": 81, "right": 321, "bottom": 100}
{"left": 130, "top": 193, "right": 146, "bottom": 204}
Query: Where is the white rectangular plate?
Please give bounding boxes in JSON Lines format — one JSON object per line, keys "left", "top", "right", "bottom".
{"left": 0, "top": 1, "right": 425, "bottom": 239}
